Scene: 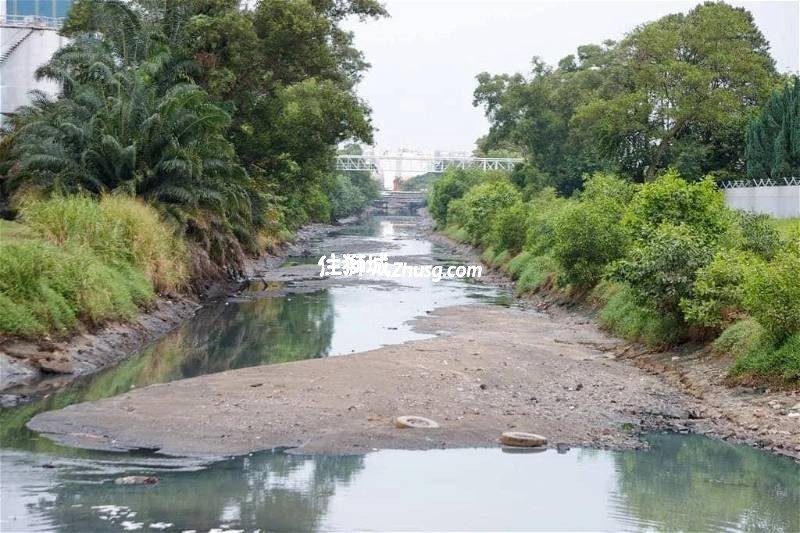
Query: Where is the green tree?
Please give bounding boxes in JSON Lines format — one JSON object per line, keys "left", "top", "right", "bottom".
{"left": 745, "top": 76, "right": 800, "bottom": 179}
{"left": 474, "top": 2, "right": 778, "bottom": 191}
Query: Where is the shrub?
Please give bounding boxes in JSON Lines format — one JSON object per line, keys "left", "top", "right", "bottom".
{"left": 427, "top": 167, "right": 486, "bottom": 225}
{"left": 553, "top": 200, "right": 629, "bottom": 288}
{"left": 490, "top": 200, "right": 529, "bottom": 255}
{"left": 301, "top": 185, "right": 333, "bottom": 223}
{"left": 330, "top": 174, "right": 367, "bottom": 220}
{"left": 445, "top": 198, "right": 467, "bottom": 228}
{"left": 21, "top": 195, "right": 187, "bottom": 292}
{"left": 525, "top": 188, "right": 572, "bottom": 255}
{"left": 460, "top": 180, "right": 521, "bottom": 245}
{"left": 580, "top": 172, "right": 637, "bottom": 205}
{"left": 599, "top": 286, "right": 684, "bottom": 346}
{"left": 622, "top": 170, "right": 730, "bottom": 243}
{"left": 680, "top": 249, "right": 764, "bottom": 328}
{"left": 742, "top": 240, "right": 800, "bottom": 341}
{"left": 732, "top": 211, "right": 782, "bottom": 260}
{"left": 610, "top": 223, "right": 713, "bottom": 320}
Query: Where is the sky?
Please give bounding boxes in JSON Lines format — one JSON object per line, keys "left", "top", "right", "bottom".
{"left": 342, "top": 0, "right": 800, "bottom": 153}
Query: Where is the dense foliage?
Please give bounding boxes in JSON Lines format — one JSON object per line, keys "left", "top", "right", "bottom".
{"left": 746, "top": 77, "right": 800, "bottom": 179}
{"left": 473, "top": 2, "right": 780, "bottom": 195}
{"left": 1, "top": 0, "right": 384, "bottom": 276}
{"left": 432, "top": 168, "right": 800, "bottom": 384}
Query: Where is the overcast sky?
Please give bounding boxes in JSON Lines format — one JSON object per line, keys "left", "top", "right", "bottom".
{"left": 342, "top": 0, "right": 800, "bottom": 152}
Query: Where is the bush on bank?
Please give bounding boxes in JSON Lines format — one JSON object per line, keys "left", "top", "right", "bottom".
{"left": 430, "top": 168, "right": 800, "bottom": 385}
{"left": 0, "top": 195, "right": 187, "bottom": 338}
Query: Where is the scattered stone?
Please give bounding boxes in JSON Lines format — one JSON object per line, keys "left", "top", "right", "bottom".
{"left": 787, "top": 412, "right": 800, "bottom": 419}
{"left": 393, "top": 415, "right": 440, "bottom": 429}
{"left": 499, "top": 431, "right": 547, "bottom": 447}
{"left": 479, "top": 383, "right": 487, "bottom": 390}
{"left": 556, "top": 443, "right": 571, "bottom": 454}
{"left": 249, "top": 383, "right": 263, "bottom": 388}
{"left": 114, "top": 476, "right": 158, "bottom": 486}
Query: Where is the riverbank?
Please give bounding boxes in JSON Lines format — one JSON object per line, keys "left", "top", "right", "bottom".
{"left": 24, "top": 212, "right": 800, "bottom": 459}
{"left": 0, "top": 217, "right": 359, "bottom": 405}
{"left": 428, "top": 227, "right": 800, "bottom": 459}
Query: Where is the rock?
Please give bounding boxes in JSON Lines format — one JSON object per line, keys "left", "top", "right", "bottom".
{"left": 787, "top": 412, "right": 800, "bottom": 419}
{"left": 393, "top": 415, "right": 440, "bottom": 429}
{"left": 1, "top": 340, "right": 46, "bottom": 358}
{"left": 36, "top": 357, "right": 73, "bottom": 374}
{"left": 556, "top": 443, "right": 571, "bottom": 454}
{"left": 114, "top": 476, "right": 158, "bottom": 485}
{"left": 790, "top": 403, "right": 800, "bottom": 411}
{"left": 499, "top": 431, "right": 547, "bottom": 447}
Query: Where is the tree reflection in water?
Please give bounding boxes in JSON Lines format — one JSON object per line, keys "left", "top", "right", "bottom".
{"left": 612, "top": 433, "right": 800, "bottom": 532}
{"left": 0, "top": 292, "right": 334, "bottom": 451}
{"left": 33, "top": 452, "right": 364, "bottom": 532}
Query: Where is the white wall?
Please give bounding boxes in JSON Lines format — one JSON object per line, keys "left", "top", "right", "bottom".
{"left": 724, "top": 185, "right": 800, "bottom": 219}
{"left": 0, "top": 26, "right": 66, "bottom": 125}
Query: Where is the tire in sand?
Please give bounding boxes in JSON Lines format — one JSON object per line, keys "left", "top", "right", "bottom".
{"left": 393, "top": 416, "right": 440, "bottom": 429}
{"left": 499, "top": 431, "right": 547, "bottom": 447}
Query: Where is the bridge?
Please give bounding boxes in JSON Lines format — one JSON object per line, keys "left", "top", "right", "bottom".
{"left": 372, "top": 190, "right": 427, "bottom": 212}
{"left": 335, "top": 154, "right": 523, "bottom": 178}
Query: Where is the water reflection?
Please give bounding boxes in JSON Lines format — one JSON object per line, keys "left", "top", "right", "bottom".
{"left": 612, "top": 433, "right": 800, "bottom": 532}
{"left": 4, "top": 434, "right": 798, "bottom": 532}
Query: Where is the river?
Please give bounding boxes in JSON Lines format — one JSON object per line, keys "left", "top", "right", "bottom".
{"left": 1, "top": 212, "right": 798, "bottom": 532}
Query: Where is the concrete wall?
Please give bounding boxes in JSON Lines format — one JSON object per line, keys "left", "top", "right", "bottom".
{"left": 0, "top": 25, "right": 66, "bottom": 125}
{"left": 724, "top": 185, "right": 800, "bottom": 219}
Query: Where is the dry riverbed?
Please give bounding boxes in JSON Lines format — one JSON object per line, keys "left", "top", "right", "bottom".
{"left": 26, "top": 302, "right": 776, "bottom": 457}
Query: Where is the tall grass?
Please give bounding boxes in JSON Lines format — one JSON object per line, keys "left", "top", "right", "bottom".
{"left": 22, "top": 195, "right": 187, "bottom": 292}
{"left": 0, "top": 195, "right": 188, "bottom": 338}
{"left": 0, "top": 241, "right": 152, "bottom": 336}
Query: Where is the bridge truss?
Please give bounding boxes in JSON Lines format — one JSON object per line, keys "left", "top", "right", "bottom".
{"left": 335, "top": 155, "right": 523, "bottom": 176}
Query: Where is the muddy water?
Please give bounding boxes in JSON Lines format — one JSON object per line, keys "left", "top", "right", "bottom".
{"left": 1, "top": 213, "right": 799, "bottom": 532}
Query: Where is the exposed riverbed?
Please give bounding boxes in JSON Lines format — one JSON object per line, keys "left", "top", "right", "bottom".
{"left": 2, "top": 211, "right": 799, "bottom": 531}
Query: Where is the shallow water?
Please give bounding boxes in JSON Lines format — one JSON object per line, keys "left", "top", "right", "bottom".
{"left": 1, "top": 213, "right": 799, "bottom": 532}
{"left": 3, "top": 434, "right": 798, "bottom": 532}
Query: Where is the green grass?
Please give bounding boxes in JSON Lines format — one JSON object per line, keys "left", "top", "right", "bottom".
{"left": 506, "top": 251, "right": 532, "bottom": 279}
{"left": 0, "top": 195, "right": 188, "bottom": 338}
{"left": 769, "top": 217, "right": 800, "bottom": 240}
{"left": 443, "top": 225, "right": 470, "bottom": 243}
{"left": 0, "top": 220, "right": 35, "bottom": 243}
{"left": 712, "top": 319, "right": 767, "bottom": 358}
{"left": 515, "top": 254, "right": 558, "bottom": 294}
{"left": 729, "top": 332, "right": 800, "bottom": 384}
{"left": 0, "top": 240, "right": 153, "bottom": 336}
{"left": 598, "top": 286, "right": 684, "bottom": 347}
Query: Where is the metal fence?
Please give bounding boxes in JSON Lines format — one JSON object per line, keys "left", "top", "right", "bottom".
{"left": 718, "top": 177, "right": 800, "bottom": 189}
{"left": 0, "top": 14, "right": 64, "bottom": 29}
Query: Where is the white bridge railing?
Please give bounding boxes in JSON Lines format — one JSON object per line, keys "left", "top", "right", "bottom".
{"left": 335, "top": 155, "right": 522, "bottom": 174}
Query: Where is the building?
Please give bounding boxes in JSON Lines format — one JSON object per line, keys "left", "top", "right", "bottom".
{"left": 1, "top": 0, "right": 72, "bottom": 126}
